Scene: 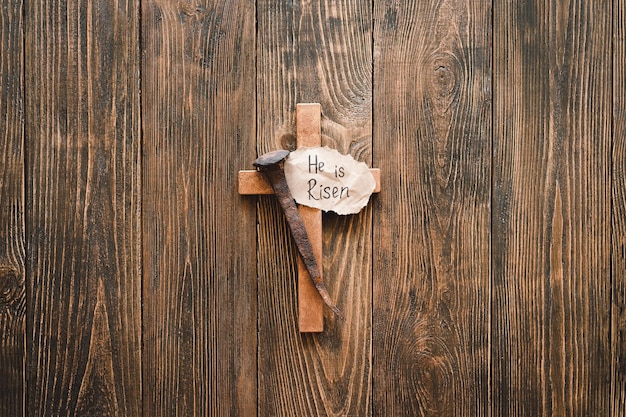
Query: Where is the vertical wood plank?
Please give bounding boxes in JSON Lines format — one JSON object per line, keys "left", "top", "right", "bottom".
{"left": 613, "top": 0, "right": 626, "bottom": 414}
{"left": 493, "top": 1, "right": 612, "bottom": 415}
{"left": 24, "top": 0, "right": 142, "bottom": 415}
{"left": 373, "top": 0, "right": 491, "bottom": 415}
{"left": 257, "top": 0, "right": 372, "bottom": 415}
{"left": 141, "top": 0, "right": 257, "bottom": 415}
{"left": 0, "top": 0, "right": 25, "bottom": 415}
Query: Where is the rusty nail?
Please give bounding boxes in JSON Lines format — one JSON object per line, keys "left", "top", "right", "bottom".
{"left": 254, "top": 150, "right": 345, "bottom": 321}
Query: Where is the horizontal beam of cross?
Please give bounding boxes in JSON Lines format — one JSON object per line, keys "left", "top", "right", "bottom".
{"left": 238, "top": 168, "right": 381, "bottom": 195}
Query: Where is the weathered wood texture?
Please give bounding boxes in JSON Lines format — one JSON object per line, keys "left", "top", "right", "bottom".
{"left": 24, "top": 0, "right": 142, "bottom": 415}
{"left": 373, "top": 0, "right": 491, "bottom": 415}
{"left": 613, "top": 0, "right": 626, "bottom": 414}
{"left": 493, "top": 1, "right": 612, "bottom": 415}
{"left": 257, "top": 0, "right": 372, "bottom": 415}
{"left": 141, "top": 1, "right": 257, "bottom": 415}
{"left": 0, "top": 0, "right": 25, "bottom": 415}
{"left": 2, "top": 0, "right": 624, "bottom": 416}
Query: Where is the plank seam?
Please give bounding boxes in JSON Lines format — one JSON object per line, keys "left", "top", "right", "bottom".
{"left": 137, "top": 0, "right": 145, "bottom": 414}
{"left": 609, "top": 0, "right": 615, "bottom": 412}
{"left": 370, "top": 0, "right": 376, "bottom": 414}
{"left": 489, "top": 2, "right": 495, "bottom": 416}
{"left": 254, "top": 1, "right": 260, "bottom": 415}
{"left": 21, "top": 1, "right": 27, "bottom": 415}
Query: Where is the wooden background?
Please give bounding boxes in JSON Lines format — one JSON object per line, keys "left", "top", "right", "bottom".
{"left": 0, "top": 0, "right": 624, "bottom": 415}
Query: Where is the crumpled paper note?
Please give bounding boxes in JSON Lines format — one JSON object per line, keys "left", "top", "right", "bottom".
{"left": 284, "top": 147, "right": 375, "bottom": 215}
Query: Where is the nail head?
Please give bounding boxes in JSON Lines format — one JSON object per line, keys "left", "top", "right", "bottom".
{"left": 253, "top": 149, "right": 290, "bottom": 168}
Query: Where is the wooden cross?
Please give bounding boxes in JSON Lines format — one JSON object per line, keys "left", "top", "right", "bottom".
{"left": 238, "top": 103, "right": 380, "bottom": 332}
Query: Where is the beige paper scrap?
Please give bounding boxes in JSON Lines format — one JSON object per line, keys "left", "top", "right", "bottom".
{"left": 284, "top": 147, "right": 376, "bottom": 215}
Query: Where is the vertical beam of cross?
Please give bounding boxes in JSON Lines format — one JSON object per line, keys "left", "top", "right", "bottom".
{"left": 238, "top": 104, "right": 325, "bottom": 332}
{"left": 294, "top": 103, "right": 325, "bottom": 332}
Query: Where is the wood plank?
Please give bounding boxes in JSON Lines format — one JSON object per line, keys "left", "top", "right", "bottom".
{"left": 257, "top": 0, "right": 372, "bottom": 414}
{"left": 295, "top": 103, "right": 324, "bottom": 332}
{"left": 613, "top": 0, "right": 626, "bottom": 414}
{"left": 141, "top": 1, "right": 257, "bottom": 415}
{"left": 0, "top": 0, "right": 25, "bottom": 415}
{"left": 24, "top": 1, "right": 142, "bottom": 415}
{"left": 372, "top": 0, "right": 491, "bottom": 415}
{"left": 493, "top": 1, "right": 612, "bottom": 415}
{"left": 239, "top": 168, "right": 381, "bottom": 195}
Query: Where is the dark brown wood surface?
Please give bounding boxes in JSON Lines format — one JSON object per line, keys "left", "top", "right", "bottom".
{"left": 373, "top": 0, "right": 491, "bottom": 415}
{"left": 257, "top": 0, "right": 372, "bottom": 415}
{"left": 24, "top": 1, "right": 142, "bottom": 415}
{"left": 613, "top": 0, "right": 626, "bottom": 415}
{"left": 141, "top": 1, "right": 257, "bottom": 415}
{"left": 493, "top": 1, "right": 613, "bottom": 415}
{"left": 1, "top": 0, "right": 624, "bottom": 416}
{"left": 0, "top": 0, "right": 24, "bottom": 415}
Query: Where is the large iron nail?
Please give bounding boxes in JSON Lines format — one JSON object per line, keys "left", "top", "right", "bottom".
{"left": 254, "top": 149, "right": 345, "bottom": 321}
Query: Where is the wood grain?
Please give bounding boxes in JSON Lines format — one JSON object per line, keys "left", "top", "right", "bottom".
{"left": 257, "top": 0, "right": 372, "bottom": 415}
{"left": 373, "top": 0, "right": 491, "bottom": 415}
{"left": 493, "top": 1, "right": 612, "bottom": 415}
{"left": 24, "top": 0, "right": 142, "bottom": 415}
{"left": 141, "top": 1, "right": 257, "bottom": 415}
{"left": 0, "top": 1, "right": 623, "bottom": 415}
{"left": 0, "top": 0, "right": 25, "bottom": 415}
{"left": 613, "top": 0, "right": 626, "bottom": 414}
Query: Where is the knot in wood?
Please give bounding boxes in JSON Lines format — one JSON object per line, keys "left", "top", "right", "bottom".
{"left": 0, "top": 265, "right": 22, "bottom": 309}
{"left": 424, "top": 52, "right": 461, "bottom": 114}
{"left": 407, "top": 335, "right": 454, "bottom": 413}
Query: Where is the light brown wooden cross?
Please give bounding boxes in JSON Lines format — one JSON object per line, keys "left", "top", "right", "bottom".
{"left": 238, "top": 103, "right": 380, "bottom": 332}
